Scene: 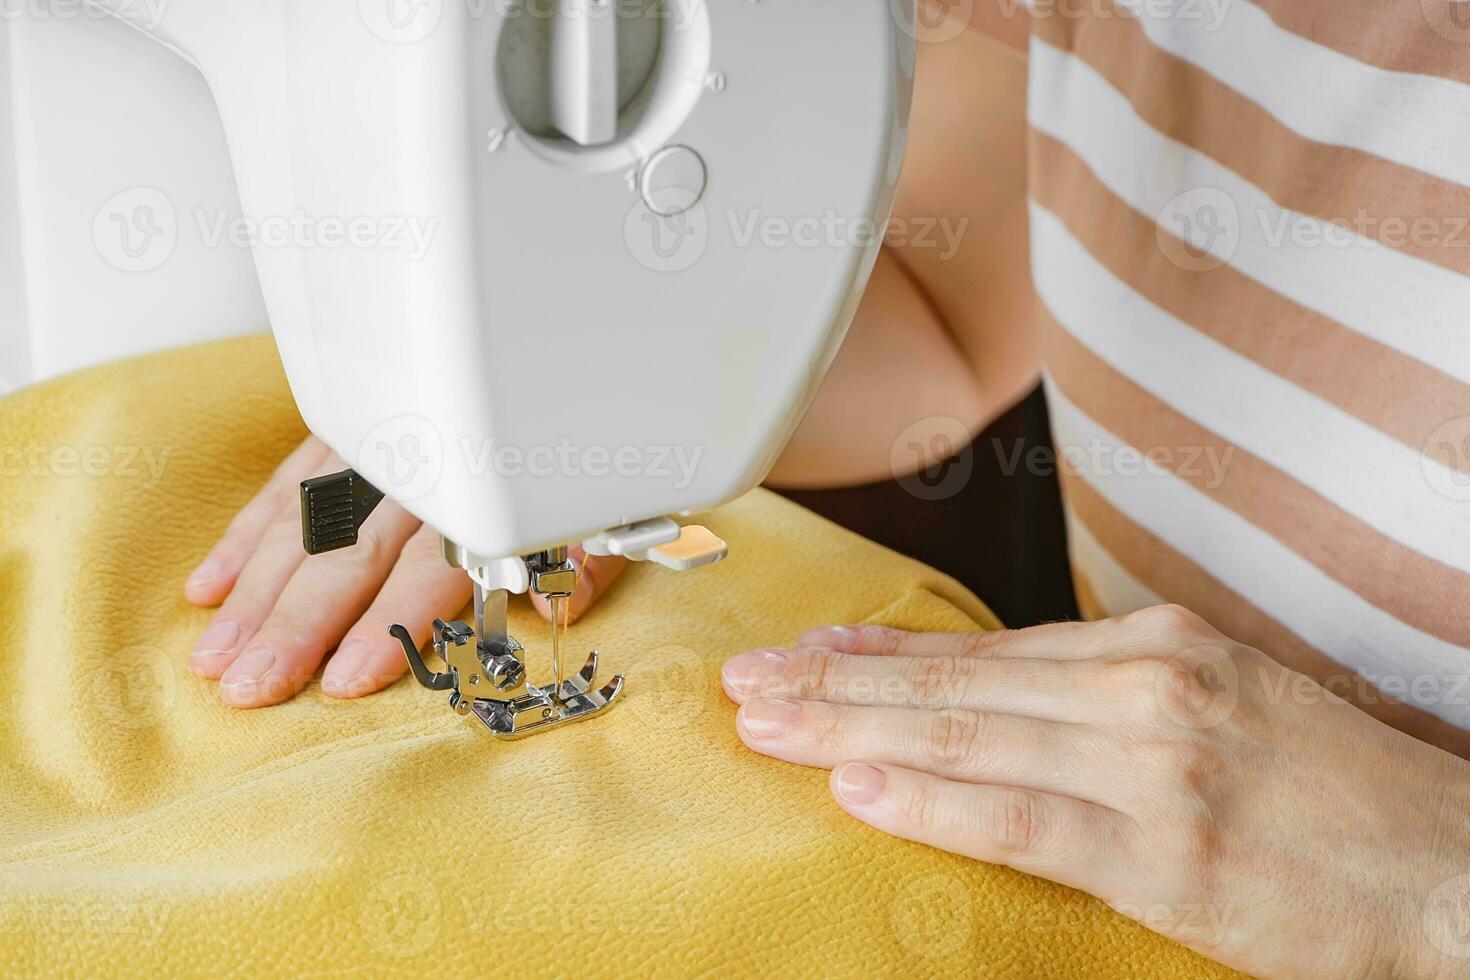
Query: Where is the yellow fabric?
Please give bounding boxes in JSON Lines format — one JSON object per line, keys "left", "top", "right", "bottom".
{"left": 0, "top": 335, "right": 1231, "bottom": 978}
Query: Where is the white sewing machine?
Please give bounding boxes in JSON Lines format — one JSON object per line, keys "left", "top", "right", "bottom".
{"left": 2, "top": 0, "right": 912, "bottom": 736}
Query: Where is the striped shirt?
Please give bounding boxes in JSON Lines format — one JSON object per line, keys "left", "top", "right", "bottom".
{"left": 1026, "top": 0, "right": 1470, "bottom": 747}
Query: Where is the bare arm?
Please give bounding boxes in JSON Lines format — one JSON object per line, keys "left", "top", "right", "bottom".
{"left": 768, "top": 13, "right": 1036, "bottom": 488}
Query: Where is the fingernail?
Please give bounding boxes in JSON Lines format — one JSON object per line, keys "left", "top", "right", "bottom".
{"left": 799, "top": 626, "right": 858, "bottom": 652}
{"left": 722, "top": 649, "right": 787, "bottom": 696}
{"left": 221, "top": 645, "right": 274, "bottom": 694}
{"left": 191, "top": 619, "right": 241, "bottom": 660}
{"left": 186, "top": 558, "right": 221, "bottom": 593}
{"left": 323, "top": 639, "right": 370, "bottom": 698}
{"left": 835, "top": 763, "right": 887, "bottom": 804}
{"left": 741, "top": 698, "right": 800, "bottom": 739}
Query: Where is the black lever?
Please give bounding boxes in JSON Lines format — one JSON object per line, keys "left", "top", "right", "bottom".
{"left": 390, "top": 624, "right": 456, "bottom": 691}
{"left": 299, "top": 469, "right": 385, "bottom": 555}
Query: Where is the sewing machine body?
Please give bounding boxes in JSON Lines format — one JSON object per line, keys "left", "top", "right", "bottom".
{"left": 7, "top": 0, "right": 911, "bottom": 560}
{"left": 5, "top": 0, "right": 914, "bottom": 736}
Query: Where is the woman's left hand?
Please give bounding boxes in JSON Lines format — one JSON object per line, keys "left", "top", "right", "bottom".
{"left": 721, "top": 605, "right": 1470, "bottom": 978}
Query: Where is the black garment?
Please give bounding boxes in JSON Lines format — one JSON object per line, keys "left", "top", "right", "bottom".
{"left": 773, "top": 385, "right": 1079, "bottom": 629}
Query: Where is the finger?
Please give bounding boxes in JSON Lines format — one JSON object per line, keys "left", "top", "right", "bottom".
{"left": 829, "top": 762, "right": 1133, "bottom": 897}
{"left": 184, "top": 436, "right": 332, "bottom": 605}
{"left": 801, "top": 606, "right": 1224, "bottom": 664}
{"left": 189, "top": 484, "right": 330, "bottom": 679}
{"left": 528, "top": 546, "right": 626, "bottom": 625}
{"left": 218, "top": 501, "right": 421, "bottom": 707}
{"left": 795, "top": 621, "right": 1115, "bottom": 662}
{"left": 322, "top": 524, "right": 473, "bottom": 699}
{"left": 722, "top": 646, "right": 1110, "bottom": 724}
{"left": 736, "top": 699, "right": 1118, "bottom": 805}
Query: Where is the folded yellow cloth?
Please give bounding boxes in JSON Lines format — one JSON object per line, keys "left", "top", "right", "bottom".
{"left": 0, "top": 335, "right": 1230, "bottom": 977}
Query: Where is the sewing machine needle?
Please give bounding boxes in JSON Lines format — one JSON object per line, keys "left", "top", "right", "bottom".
{"left": 550, "top": 595, "right": 566, "bottom": 705}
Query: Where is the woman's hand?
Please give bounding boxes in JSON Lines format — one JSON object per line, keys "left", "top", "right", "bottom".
{"left": 184, "top": 435, "right": 624, "bottom": 708}
{"left": 722, "top": 605, "right": 1470, "bottom": 977}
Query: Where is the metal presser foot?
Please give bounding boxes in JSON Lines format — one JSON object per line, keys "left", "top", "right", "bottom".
{"left": 388, "top": 549, "right": 623, "bottom": 739}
